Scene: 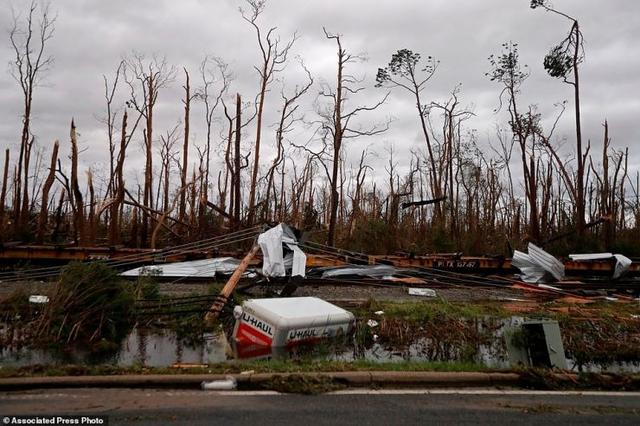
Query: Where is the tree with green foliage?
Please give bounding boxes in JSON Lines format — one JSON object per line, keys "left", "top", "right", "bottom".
{"left": 376, "top": 50, "right": 442, "bottom": 209}
{"left": 486, "top": 42, "right": 544, "bottom": 243}
{"left": 531, "top": 0, "right": 587, "bottom": 237}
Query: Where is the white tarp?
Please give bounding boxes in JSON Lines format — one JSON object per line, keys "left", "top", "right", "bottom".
{"left": 121, "top": 257, "right": 241, "bottom": 278}
{"left": 257, "top": 224, "right": 306, "bottom": 277}
{"left": 512, "top": 243, "right": 564, "bottom": 283}
{"left": 569, "top": 252, "right": 632, "bottom": 279}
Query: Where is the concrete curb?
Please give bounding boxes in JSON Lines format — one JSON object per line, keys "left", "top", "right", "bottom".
{"left": 0, "top": 372, "right": 522, "bottom": 391}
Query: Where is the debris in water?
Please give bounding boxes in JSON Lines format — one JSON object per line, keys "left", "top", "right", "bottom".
{"left": 233, "top": 297, "right": 355, "bottom": 348}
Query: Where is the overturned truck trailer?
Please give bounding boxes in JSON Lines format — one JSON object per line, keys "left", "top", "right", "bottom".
{"left": 232, "top": 297, "right": 355, "bottom": 348}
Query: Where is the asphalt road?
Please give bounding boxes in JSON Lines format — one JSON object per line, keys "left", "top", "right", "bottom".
{"left": 1, "top": 388, "right": 639, "bottom": 425}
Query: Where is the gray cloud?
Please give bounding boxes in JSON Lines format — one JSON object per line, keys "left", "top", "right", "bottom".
{"left": 0, "top": 0, "right": 638, "bottom": 192}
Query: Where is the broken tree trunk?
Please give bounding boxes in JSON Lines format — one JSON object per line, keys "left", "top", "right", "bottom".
{"left": 205, "top": 244, "right": 260, "bottom": 323}
{"left": 0, "top": 149, "right": 9, "bottom": 237}
{"left": 70, "top": 120, "right": 86, "bottom": 245}
{"left": 36, "top": 140, "right": 59, "bottom": 243}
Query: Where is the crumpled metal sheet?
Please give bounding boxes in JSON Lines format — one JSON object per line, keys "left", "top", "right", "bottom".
{"left": 257, "top": 223, "right": 306, "bottom": 277}
{"left": 569, "top": 252, "right": 632, "bottom": 279}
{"left": 528, "top": 243, "right": 565, "bottom": 281}
{"left": 120, "top": 257, "right": 241, "bottom": 278}
{"left": 320, "top": 265, "right": 398, "bottom": 279}
{"left": 512, "top": 244, "right": 564, "bottom": 283}
{"left": 512, "top": 250, "right": 546, "bottom": 283}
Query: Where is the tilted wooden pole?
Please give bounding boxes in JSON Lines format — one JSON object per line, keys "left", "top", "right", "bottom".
{"left": 205, "top": 243, "right": 260, "bottom": 323}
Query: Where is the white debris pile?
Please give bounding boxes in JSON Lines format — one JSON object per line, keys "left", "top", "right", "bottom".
{"left": 257, "top": 223, "right": 306, "bottom": 278}
{"left": 512, "top": 243, "right": 565, "bottom": 283}
{"left": 408, "top": 288, "right": 437, "bottom": 297}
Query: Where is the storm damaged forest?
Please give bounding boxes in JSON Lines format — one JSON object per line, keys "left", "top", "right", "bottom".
{"left": 1, "top": 0, "right": 638, "bottom": 257}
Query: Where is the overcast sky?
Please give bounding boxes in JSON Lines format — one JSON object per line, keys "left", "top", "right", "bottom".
{"left": 1, "top": 0, "right": 638, "bottom": 194}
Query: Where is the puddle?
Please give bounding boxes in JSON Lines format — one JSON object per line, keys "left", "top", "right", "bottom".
{"left": 2, "top": 317, "right": 640, "bottom": 373}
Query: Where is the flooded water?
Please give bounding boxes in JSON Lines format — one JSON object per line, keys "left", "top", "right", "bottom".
{"left": 2, "top": 317, "right": 639, "bottom": 373}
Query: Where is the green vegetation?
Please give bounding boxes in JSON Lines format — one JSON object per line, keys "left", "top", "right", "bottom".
{"left": 357, "top": 299, "right": 509, "bottom": 322}
{"left": 37, "top": 262, "right": 135, "bottom": 345}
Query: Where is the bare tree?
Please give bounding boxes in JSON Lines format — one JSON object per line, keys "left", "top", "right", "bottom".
{"left": 159, "top": 124, "right": 181, "bottom": 213}
{"left": 241, "top": 0, "right": 297, "bottom": 226}
{"left": 264, "top": 61, "right": 313, "bottom": 221}
{"left": 124, "top": 53, "right": 176, "bottom": 245}
{"left": 69, "top": 120, "right": 86, "bottom": 245}
{"left": 0, "top": 150, "right": 10, "bottom": 237}
{"left": 9, "top": 0, "right": 55, "bottom": 233}
{"left": 198, "top": 56, "right": 231, "bottom": 209}
{"left": 428, "top": 86, "right": 474, "bottom": 235}
{"left": 177, "top": 68, "right": 196, "bottom": 225}
{"left": 36, "top": 140, "right": 58, "bottom": 243}
{"left": 319, "top": 28, "right": 389, "bottom": 246}
{"left": 101, "top": 60, "right": 125, "bottom": 199}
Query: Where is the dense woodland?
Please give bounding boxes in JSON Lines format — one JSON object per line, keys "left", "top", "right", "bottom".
{"left": 1, "top": 0, "right": 639, "bottom": 256}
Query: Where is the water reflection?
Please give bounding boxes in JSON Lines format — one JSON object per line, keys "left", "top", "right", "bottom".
{"left": 2, "top": 318, "right": 639, "bottom": 374}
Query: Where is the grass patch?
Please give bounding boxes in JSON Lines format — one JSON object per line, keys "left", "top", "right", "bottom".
{"left": 263, "top": 374, "right": 346, "bottom": 394}
{"left": 357, "top": 299, "right": 509, "bottom": 323}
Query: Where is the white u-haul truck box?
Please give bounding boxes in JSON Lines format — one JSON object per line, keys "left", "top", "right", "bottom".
{"left": 233, "top": 297, "right": 355, "bottom": 348}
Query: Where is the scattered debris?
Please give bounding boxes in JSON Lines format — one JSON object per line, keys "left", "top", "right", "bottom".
{"left": 383, "top": 276, "right": 427, "bottom": 284}
{"left": 374, "top": 310, "right": 385, "bottom": 316}
{"left": 201, "top": 376, "right": 237, "bottom": 390}
{"left": 28, "top": 295, "right": 49, "bottom": 304}
{"left": 171, "top": 363, "right": 207, "bottom": 369}
{"left": 538, "top": 284, "right": 562, "bottom": 292}
{"left": 320, "top": 265, "right": 397, "bottom": 279}
{"left": 408, "top": 288, "right": 436, "bottom": 297}
{"left": 366, "top": 319, "right": 379, "bottom": 328}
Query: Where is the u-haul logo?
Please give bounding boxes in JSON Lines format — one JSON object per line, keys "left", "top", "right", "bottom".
{"left": 241, "top": 312, "right": 274, "bottom": 337}
{"left": 287, "top": 327, "right": 334, "bottom": 342}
